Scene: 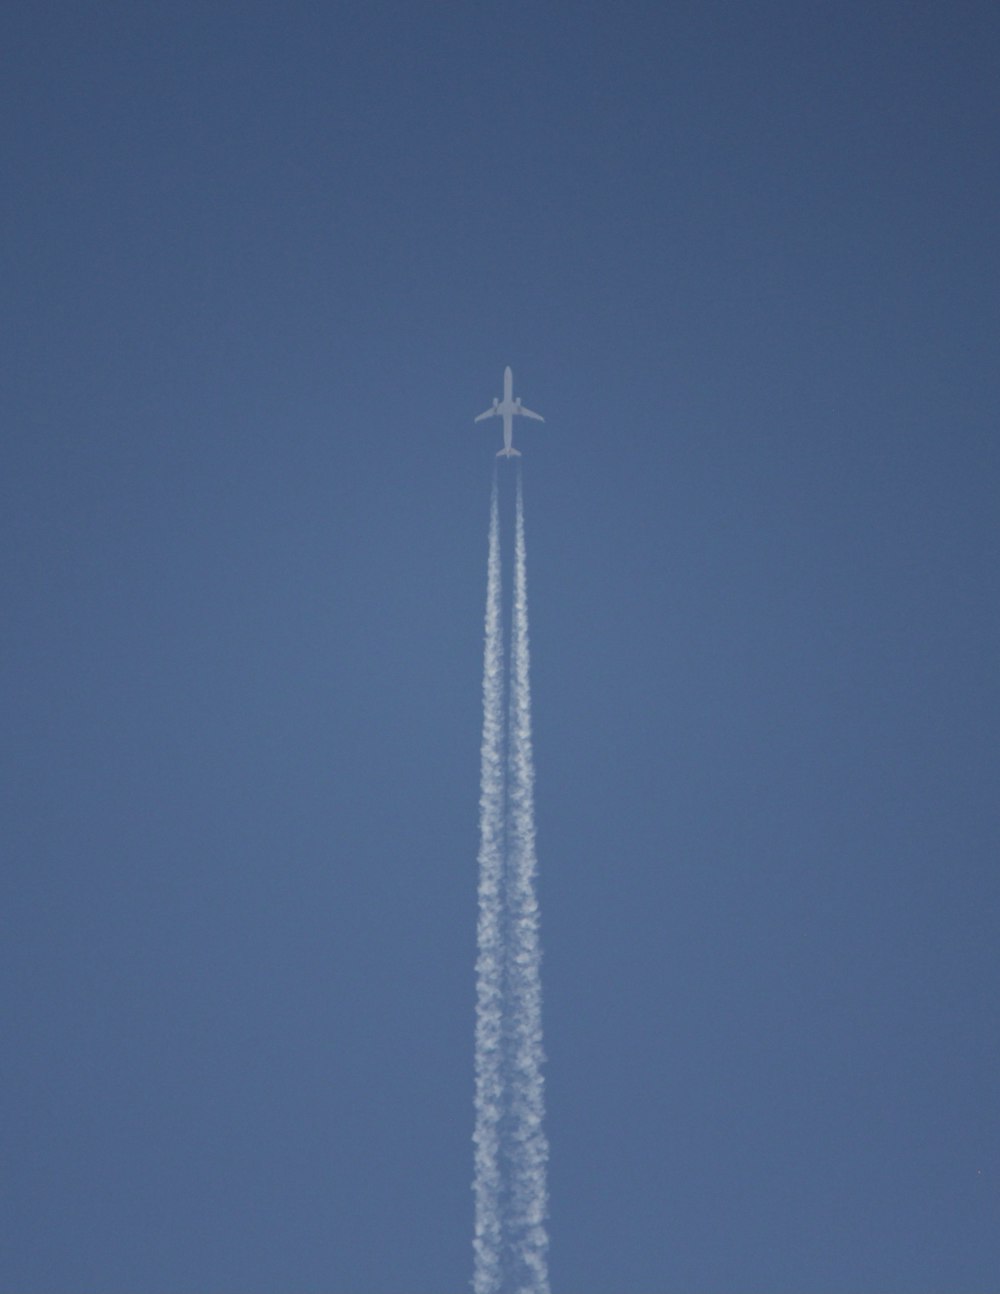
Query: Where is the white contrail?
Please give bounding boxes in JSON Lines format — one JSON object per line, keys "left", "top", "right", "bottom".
{"left": 473, "top": 471, "right": 505, "bottom": 1294}
{"left": 473, "top": 467, "right": 549, "bottom": 1294}
{"left": 503, "top": 466, "right": 550, "bottom": 1294}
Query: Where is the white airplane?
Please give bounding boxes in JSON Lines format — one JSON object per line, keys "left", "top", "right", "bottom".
{"left": 474, "top": 366, "right": 544, "bottom": 457}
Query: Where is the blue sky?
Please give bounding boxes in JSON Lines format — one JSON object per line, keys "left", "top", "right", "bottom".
{"left": 3, "top": 3, "right": 998, "bottom": 1291}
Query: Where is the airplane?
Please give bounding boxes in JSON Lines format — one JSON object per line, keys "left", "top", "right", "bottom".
{"left": 474, "top": 366, "right": 544, "bottom": 457}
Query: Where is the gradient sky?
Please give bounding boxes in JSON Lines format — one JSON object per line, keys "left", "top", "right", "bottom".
{"left": 3, "top": 4, "right": 998, "bottom": 1292}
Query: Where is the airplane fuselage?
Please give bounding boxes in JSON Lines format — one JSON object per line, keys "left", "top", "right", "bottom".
{"left": 497, "top": 366, "right": 519, "bottom": 456}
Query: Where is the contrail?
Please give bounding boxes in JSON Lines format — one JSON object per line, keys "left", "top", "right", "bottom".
{"left": 473, "top": 470, "right": 505, "bottom": 1294}
{"left": 473, "top": 467, "right": 549, "bottom": 1294}
{"left": 503, "top": 466, "right": 549, "bottom": 1293}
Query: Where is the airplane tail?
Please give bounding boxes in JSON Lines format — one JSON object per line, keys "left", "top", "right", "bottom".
{"left": 497, "top": 448, "right": 522, "bottom": 458}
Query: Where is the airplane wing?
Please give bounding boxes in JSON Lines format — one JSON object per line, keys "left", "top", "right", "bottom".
{"left": 474, "top": 407, "right": 498, "bottom": 422}
{"left": 517, "top": 405, "right": 544, "bottom": 422}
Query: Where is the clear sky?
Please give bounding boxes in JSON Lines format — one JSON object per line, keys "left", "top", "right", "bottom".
{"left": 3, "top": 4, "right": 998, "bottom": 1292}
